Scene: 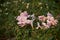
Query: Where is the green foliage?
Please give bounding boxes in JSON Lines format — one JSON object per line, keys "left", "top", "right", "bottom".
{"left": 0, "top": 0, "right": 60, "bottom": 40}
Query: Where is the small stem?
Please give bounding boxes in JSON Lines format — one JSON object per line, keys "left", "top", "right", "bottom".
{"left": 31, "top": 20, "right": 34, "bottom": 30}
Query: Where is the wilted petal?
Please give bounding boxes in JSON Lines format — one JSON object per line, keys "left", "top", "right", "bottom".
{"left": 50, "top": 17, "right": 54, "bottom": 21}
{"left": 42, "top": 22, "right": 47, "bottom": 27}
{"left": 26, "top": 20, "right": 31, "bottom": 24}
{"left": 47, "top": 20, "right": 51, "bottom": 27}
{"left": 51, "top": 21, "right": 55, "bottom": 25}
{"left": 51, "top": 19, "right": 58, "bottom": 25}
{"left": 38, "top": 15, "right": 46, "bottom": 21}
{"left": 17, "top": 22, "right": 26, "bottom": 27}
{"left": 42, "top": 22, "right": 49, "bottom": 28}
{"left": 54, "top": 20, "right": 58, "bottom": 24}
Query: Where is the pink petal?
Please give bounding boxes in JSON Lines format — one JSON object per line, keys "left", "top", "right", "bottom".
{"left": 38, "top": 15, "right": 46, "bottom": 21}
{"left": 50, "top": 17, "right": 54, "bottom": 21}
{"left": 51, "top": 20, "right": 58, "bottom": 25}
{"left": 20, "top": 11, "right": 28, "bottom": 17}
{"left": 26, "top": 20, "right": 31, "bottom": 24}
{"left": 54, "top": 20, "right": 58, "bottom": 24}
{"left": 47, "top": 20, "right": 51, "bottom": 27}
{"left": 17, "top": 22, "right": 26, "bottom": 27}
{"left": 16, "top": 16, "right": 21, "bottom": 20}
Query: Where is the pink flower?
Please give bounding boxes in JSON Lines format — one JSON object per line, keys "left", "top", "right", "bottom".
{"left": 54, "top": 20, "right": 58, "bottom": 24}
{"left": 38, "top": 15, "right": 46, "bottom": 22}
{"left": 16, "top": 11, "right": 34, "bottom": 27}
{"left": 16, "top": 15, "right": 28, "bottom": 27}
{"left": 47, "top": 12, "right": 58, "bottom": 25}
{"left": 47, "top": 17, "right": 58, "bottom": 26}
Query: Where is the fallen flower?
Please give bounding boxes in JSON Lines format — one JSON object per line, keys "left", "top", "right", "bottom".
{"left": 16, "top": 11, "right": 35, "bottom": 28}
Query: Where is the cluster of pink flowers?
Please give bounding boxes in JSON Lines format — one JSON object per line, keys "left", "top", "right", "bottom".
{"left": 16, "top": 11, "right": 58, "bottom": 29}
{"left": 16, "top": 11, "right": 35, "bottom": 28}
{"left": 37, "top": 12, "right": 58, "bottom": 29}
